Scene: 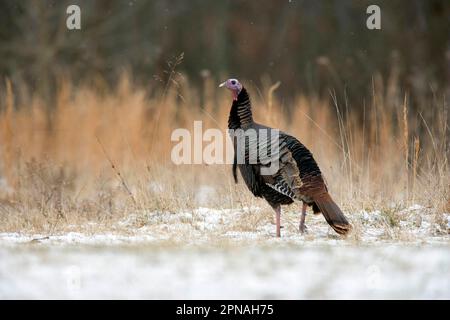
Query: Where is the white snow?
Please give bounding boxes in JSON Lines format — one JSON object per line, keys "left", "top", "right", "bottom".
{"left": 0, "top": 244, "right": 448, "bottom": 299}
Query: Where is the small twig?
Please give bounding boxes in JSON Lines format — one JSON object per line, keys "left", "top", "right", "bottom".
{"left": 30, "top": 236, "right": 50, "bottom": 243}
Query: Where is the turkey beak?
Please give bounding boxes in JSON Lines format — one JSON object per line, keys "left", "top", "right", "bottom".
{"left": 219, "top": 81, "right": 226, "bottom": 88}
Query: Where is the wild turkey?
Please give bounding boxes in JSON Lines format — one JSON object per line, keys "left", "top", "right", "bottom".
{"left": 219, "top": 78, "right": 352, "bottom": 237}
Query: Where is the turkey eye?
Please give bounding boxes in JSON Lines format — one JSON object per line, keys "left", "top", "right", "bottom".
{"left": 231, "top": 80, "right": 236, "bottom": 85}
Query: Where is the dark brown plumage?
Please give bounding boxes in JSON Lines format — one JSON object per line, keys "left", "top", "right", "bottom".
{"left": 222, "top": 79, "right": 352, "bottom": 237}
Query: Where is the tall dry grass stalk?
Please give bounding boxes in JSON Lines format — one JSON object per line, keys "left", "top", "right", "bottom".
{"left": 0, "top": 74, "right": 448, "bottom": 232}
{"left": 412, "top": 136, "right": 420, "bottom": 204}
{"left": 403, "top": 94, "right": 409, "bottom": 198}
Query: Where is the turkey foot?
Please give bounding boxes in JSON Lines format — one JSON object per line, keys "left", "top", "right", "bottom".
{"left": 299, "top": 224, "right": 308, "bottom": 234}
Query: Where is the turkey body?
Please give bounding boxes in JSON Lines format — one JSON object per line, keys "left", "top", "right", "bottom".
{"left": 234, "top": 126, "right": 319, "bottom": 208}
{"left": 228, "top": 87, "right": 351, "bottom": 236}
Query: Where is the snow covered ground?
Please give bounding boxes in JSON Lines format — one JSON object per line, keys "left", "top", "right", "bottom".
{"left": 0, "top": 205, "right": 449, "bottom": 299}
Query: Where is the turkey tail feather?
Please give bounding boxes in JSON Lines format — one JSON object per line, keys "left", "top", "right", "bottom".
{"left": 313, "top": 194, "right": 352, "bottom": 235}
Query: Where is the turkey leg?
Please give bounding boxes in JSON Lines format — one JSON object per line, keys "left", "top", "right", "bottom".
{"left": 299, "top": 202, "right": 307, "bottom": 234}
{"left": 274, "top": 205, "right": 281, "bottom": 237}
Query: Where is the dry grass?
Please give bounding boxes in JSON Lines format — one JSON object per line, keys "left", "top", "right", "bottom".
{"left": 0, "top": 72, "right": 448, "bottom": 236}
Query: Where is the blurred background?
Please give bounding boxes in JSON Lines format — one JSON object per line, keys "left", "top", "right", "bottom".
{"left": 0, "top": 0, "right": 449, "bottom": 107}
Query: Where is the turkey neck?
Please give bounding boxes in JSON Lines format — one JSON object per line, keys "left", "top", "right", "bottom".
{"left": 227, "top": 87, "right": 254, "bottom": 130}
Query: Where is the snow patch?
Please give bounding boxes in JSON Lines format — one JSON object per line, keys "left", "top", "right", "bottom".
{"left": 1, "top": 205, "right": 448, "bottom": 246}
